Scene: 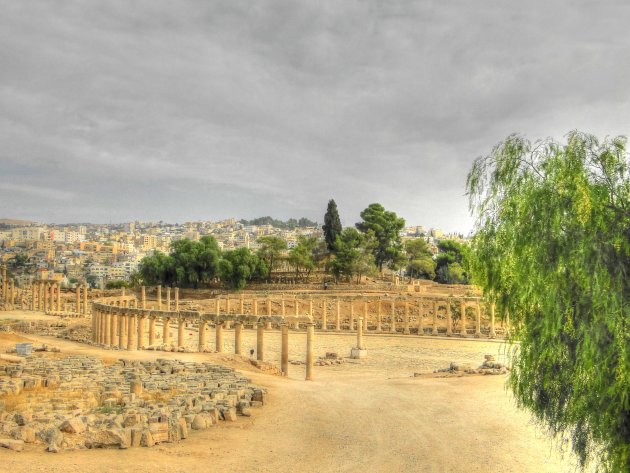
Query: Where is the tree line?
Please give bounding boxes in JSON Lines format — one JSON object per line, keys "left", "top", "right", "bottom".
{"left": 137, "top": 201, "right": 471, "bottom": 290}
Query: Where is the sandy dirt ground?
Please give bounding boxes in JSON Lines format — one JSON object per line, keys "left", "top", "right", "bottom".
{"left": 0, "top": 310, "right": 581, "bottom": 473}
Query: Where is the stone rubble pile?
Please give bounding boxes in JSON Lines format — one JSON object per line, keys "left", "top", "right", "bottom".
{"left": 3, "top": 320, "right": 92, "bottom": 344}
{"left": 0, "top": 355, "right": 266, "bottom": 452}
{"left": 315, "top": 352, "right": 345, "bottom": 366}
{"left": 433, "top": 355, "right": 509, "bottom": 375}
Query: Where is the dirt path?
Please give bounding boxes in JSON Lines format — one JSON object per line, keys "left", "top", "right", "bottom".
{"left": 0, "top": 311, "right": 579, "bottom": 473}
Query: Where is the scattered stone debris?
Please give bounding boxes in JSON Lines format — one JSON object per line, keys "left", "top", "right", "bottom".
{"left": 0, "top": 355, "right": 265, "bottom": 452}
{"left": 426, "top": 355, "right": 510, "bottom": 376}
{"left": 249, "top": 359, "right": 282, "bottom": 375}
{"left": 5, "top": 344, "right": 60, "bottom": 354}
{"left": 315, "top": 352, "right": 344, "bottom": 366}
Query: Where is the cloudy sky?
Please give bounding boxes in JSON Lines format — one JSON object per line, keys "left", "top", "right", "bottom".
{"left": 1, "top": 1, "right": 629, "bottom": 232}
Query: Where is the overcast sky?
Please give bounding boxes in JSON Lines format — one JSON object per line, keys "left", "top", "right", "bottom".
{"left": 1, "top": 1, "right": 629, "bottom": 233}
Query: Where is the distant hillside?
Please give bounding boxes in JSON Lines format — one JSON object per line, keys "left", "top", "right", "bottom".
{"left": 0, "top": 218, "right": 37, "bottom": 226}
{"left": 240, "top": 216, "right": 318, "bottom": 229}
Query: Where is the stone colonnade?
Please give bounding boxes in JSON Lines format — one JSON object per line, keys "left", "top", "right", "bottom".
{"left": 92, "top": 298, "right": 315, "bottom": 381}
{"left": 180, "top": 290, "right": 499, "bottom": 339}
{"left": 26, "top": 280, "right": 90, "bottom": 316}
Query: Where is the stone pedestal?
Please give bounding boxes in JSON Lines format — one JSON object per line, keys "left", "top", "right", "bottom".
{"left": 350, "top": 348, "right": 368, "bottom": 359}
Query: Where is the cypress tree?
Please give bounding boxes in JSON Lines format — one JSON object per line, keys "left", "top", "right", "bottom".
{"left": 322, "top": 199, "right": 342, "bottom": 252}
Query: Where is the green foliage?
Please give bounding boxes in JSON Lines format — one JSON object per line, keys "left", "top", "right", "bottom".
{"left": 218, "top": 248, "right": 268, "bottom": 290}
{"left": 323, "top": 199, "right": 343, "bottom": 252}
{"left": 327, "top": 228, "right": 363, "bottom": 282}
{"left": 434, "top": 239, "right": 471, "bottom": 284}
{"left": 240, "top": 216, "right": 317, "bottom": 229}
{"left": 355, "top": 203, "right": 405, "bottom": 271}
{"left": 404, "top": 239, "right": 436, "bottom": 280}
{"left": 105, "top": 280, "right": 128, "bottom": 289}
{"left": 138, "top": 250, "right": 176, "bottom": 286}
{"left": 256, "top": 236, "right": 287, "bottom": 274}
{"left": 467, "top": 132, "right": 630, "bottom": 472}
{"left": 288, "top": 236, "right": 317, "bottom": 278}
{"left": 138, "top": 236, "right": 221, "bottom": 288}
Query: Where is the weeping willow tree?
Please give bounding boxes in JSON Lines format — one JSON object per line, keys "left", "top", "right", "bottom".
{"left": 466, "top": 132, "right": 630, "bottom": 472}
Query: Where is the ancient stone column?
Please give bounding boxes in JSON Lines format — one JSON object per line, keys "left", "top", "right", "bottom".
{"left": 149, "top": 317, "right": 156, "bottom": 346}
{"left": 163, "top": 317, "right": 171, "bottom": 346}
{"left": 9, "top": 280, "right": 14, "bottom": 306}
{"left": 141, "top": 286, "right": 146, "bottom": 309}
{"left": 174, "top": 287, "right": 180, "bottom": 311}
{"left": 102, "top": 311, "right": 109, "bottom": 344}
{"left": 349, "top": 299, "right": 355, "bottom": 331}
{"left": 42, "top": 283, "right": 48, "bottom": 313}
{"left": 281, "top": 323, "right": 289, "bottom": 376}
{"left": 403, "top": 301, "right": 410, "bottom": 334}
{"left": 49, "top": 283, "right": 54, "bottom": 312}
{"left": 253, "top": 298, "right": 258, "bottom": 316}
{"left": 460, "top": 301, "right": 467, "bottom": 337}
{"left": 177, "top": 317, "right": 185, "bottom": 347}
{"left": 294, "top": 297, "right": 299, "bottom": 316}
{"left": 198, "top": 320, "right": 206, "bottom": 352}
{"left": 127, "top": 315, "right": 136, "bottom": 351}
{"left": 475, "top": 302, "right": 482, "bottom": 337}
{"left": 92, "top": 309, "right": 98, "bottom": 342}
{"left": 256, "top": 323, "right": 264, "bottom": 361}
{"left": 226, "top": 295, "right": 231, "bottom": 315}
{"left": 390, "top": 299, "right": 396, "bottom": 333}
{"left": 418, "top": 299, "right": 424, "bottom": 335}
{"left": 104, "top": 312, "right": 111, "bottom": 345}
{"left": 363, "top": 298, "right": 368, "bottom": 331}
{"left": 336, "top": 297, "right": 341, "bottom": 331}
{"left": 234, "top": 322, "right": 242, "bottom": 355}
{"left": 376, "top": 299, "right": 382, "bottom": 333}
{"left": 76, "top": 285, "right": 81, "bottom": 315}
{"left": 0, "top": 265, "right": 6, "bottom": 300}
{"left": 357, "top": 317, "right": 364, "bottom": 350}
{"left": 446, "top": 300, "right": 453, "bottom": 336}
{"left": 83, "top": 285, "right": 88, "bottom": 315}
{"left": 110, "top": 311, "right": 118, "bottom": 346}
{"left": 431, "top": 300, "right": 439, "bottom": 335}
{"left": 309, "top": 296, "right": 313, "bottom": 319}
{"left": 281, "top": 294, "right": 286, "bottom": 316}
{"left": 322, "top": 298, "right": 327, "bottom": 331}
{"left": 166, "top": 287, "right": 171, "bottom": 311}
{"left": 156, "top": 285, "right": 162, "bottom": 310}
{"left": 56, "top": 284, "right": 61, "bottom": 312}
{"left": 119, "top": 314, "right": 126, "bottom": 349}
{"left": 216, "top": 323, "right": 223, "bottom": 352}
{"left": 137, "top": 315, "right": 146, "bottom": 349}
{"left": 305, "top": 323, "right": 314, "bottom": 381}
{"left": 267, "top": 296, "right": 272, "bottom": 316}
{"left": 93, "top": 309, "right": 100, "bottom": 343}
{"left": 489, "top": 302, "right": 496, "bottom": 339}
{"left": 214, "top": 296, "right": 220, "bottom": 316}
{"left": 39, "top": 282, "right": 44, "bottom": 311}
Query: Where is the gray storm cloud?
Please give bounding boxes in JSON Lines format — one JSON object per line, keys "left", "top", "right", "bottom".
{"left": 1, "top": 0, "right": 629, "bottom": 231}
